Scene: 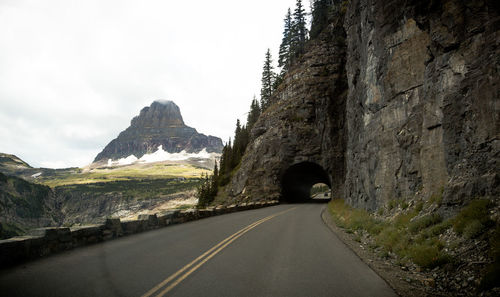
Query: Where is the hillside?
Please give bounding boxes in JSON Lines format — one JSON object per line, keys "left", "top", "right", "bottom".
{"left": 0, "top": 145, "right": 216, "bottom": 236}
{"left": 0, "top": 172, "right": 62, "bottom": 239}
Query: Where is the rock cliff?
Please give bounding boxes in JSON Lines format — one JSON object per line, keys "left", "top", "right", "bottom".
{"left": 344, "top": 0, "right": 499, "bottom": 211}
{"left": 224, "top": 0, "right": 499, "bottom": 212}
{"left": 94, "top": 100, "right": 223, "bottom": 163}
{"left": 225, "top": 11, "right": 348, "bottom": 203}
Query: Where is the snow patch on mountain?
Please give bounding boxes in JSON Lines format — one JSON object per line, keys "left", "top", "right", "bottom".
{"left": 107, "top": 145, "right": 218, "bottom": 167}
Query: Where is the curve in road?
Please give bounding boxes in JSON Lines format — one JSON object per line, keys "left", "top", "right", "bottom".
{"left": 0, "top": 204, "right": 396, "bottom": 297}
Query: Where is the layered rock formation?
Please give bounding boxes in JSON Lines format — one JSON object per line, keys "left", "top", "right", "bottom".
{"left": 344, "top": 0, "right": 499, "bottom": 210}
{"left": 94, "top": 100, "right": 223, "bottom": 163}
{"left": 225, "top": 0, "right": 499, "bottom": 211}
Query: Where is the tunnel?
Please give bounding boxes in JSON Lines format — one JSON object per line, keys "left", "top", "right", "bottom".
{"left": 280, "top": 161, "right": 331, "bottom": 203}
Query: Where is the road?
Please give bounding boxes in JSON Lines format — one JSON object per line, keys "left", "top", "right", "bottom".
{"left": 0, "top": 204, "right": 396, "bottom": 297}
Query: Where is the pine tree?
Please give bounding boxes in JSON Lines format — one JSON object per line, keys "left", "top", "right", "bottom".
{"left": 210, "top": 162, "right": 219, "bottom": 199}
{"left": 290, "top": 0, "right": 308, "bottom": 59}
{"left": 260, "top": 49, "right": 275, "bottom": 111}
{"left": 278, "top": 8, "right": 293, "bottom": 74}
{"left": 246, "top": 97, "right": 261, "bottom": 130}
{"left": 232, "top": 119, "right": 242, "bottom": 167}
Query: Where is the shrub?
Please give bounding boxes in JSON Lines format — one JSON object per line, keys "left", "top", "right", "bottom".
{"left": 408, "top": 243, "right": 451, "bottom": 269}
{"left": 415, "top": 200, "right": 424, "bottom": 212}
{"left": 463, "top": 220, "right": 486, "bottom": 239}
{"left": 453, "top": 199, "right": 494, "bottom": 236}
{"left": 421, "top": 220, "right": 452, "bottom": 239}
{"left": 375, "top": 227, "right": 411, "bottom": 254}
{"left": 409, "top": 213, "right": 442, "bottom": 234}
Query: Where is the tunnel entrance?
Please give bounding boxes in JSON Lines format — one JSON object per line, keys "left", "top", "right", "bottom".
{"left": 281, "top": 162, "right": 331, "bottom": 203}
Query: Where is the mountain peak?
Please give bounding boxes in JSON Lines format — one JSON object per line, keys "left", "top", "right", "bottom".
{"left": 131, "top": 101, "right": 185, "bottom": 128}
{"left": 93, "top": 100, "right": 223, "bottom": 163}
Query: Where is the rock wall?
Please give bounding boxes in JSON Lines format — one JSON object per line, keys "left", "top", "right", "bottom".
{"left": 225, "top": 16, "right": 348, "bottom": 202}
{"left": 225, "top": 0, "right": 499, "bottom": 211}
{"left": 344, "top": 0, "right": 499, "bottom": 211}
{"left": 0, "top": 201, "right": 278, "bottom": 267}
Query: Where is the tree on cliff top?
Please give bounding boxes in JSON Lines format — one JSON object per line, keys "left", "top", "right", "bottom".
{"left": 260, "top": 49, "right": 276, "bottom": 111}
{"left": 291, "top": 0, "right": 308, "bottom": 56}
{"left": 277, "top": 0, "right": 309, "bottom": 75}
{"left": 278, "top": 8, "right": 293, "bottom": 75}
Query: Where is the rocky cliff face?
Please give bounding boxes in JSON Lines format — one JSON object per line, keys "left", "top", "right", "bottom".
{"left": 225, "top": 15, "right": 348, "bottom": 202}
{"left": 344, "top": 0, "right": 499, "bottom": 211}
{"left": 94, "top": 100, "right": 223, "bottom": 163}
{"left": 225, "top": 0, "right": 498, "bottom": 211}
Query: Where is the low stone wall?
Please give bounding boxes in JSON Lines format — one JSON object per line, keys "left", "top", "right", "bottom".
{"left": 0, "top": 201, "right": 279, "bottom": 268}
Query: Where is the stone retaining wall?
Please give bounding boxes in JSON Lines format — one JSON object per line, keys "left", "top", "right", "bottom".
{"left": 0, "top": 201, "right": 278, "bottom": 268}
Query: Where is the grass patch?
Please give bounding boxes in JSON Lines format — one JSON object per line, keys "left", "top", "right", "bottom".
{"left": 39, "top": 163, "right": 210, "bottom": 187}
{"left": 408, "top": 242, "right": 451, "bottom": 269}
{"left": 328, "top": 199, "right": 384, "bottom": 235}
{"left": 409, "top": 214, "right": 442, "bottom": 234}
{"left": 428, "top": 187, "right": 444, "bottom": 206}
{"left": 55, "top": 178, "right": 202, "bottom": 201}
{"left": 175, "top": 204, "right": 194, "bottom": 210}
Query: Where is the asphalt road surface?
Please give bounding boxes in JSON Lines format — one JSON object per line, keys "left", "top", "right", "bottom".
{"left": 0, "top": 204, "right": 397, "bottom": 297}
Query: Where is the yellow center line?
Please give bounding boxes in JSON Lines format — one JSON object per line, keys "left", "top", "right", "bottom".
{"left": 141, "top": 207, "right": 296, "bottom": 297}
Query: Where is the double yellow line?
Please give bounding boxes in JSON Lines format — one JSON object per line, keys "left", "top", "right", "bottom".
{"left": 141, "top": 207, "right": 296, "bottom": 297}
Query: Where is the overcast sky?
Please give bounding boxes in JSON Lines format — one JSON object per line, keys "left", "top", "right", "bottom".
{"left": 0, "top": 0, "right": 309, "bottom": 168}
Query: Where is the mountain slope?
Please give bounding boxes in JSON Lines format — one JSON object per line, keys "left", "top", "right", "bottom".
{"left": 0, "top": 172, "right": 62, "bottom": 239}
{"left": 93, "top": 100, "right": 223, "bottom": 163}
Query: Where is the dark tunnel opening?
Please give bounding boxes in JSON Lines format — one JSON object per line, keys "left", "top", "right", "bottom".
{"left": 280, "top": 162, "right": 331, "bottom": 203}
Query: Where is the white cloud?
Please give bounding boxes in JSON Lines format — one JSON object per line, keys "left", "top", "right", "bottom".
{"left": 0, "top": 0, "right": 305, "bottom": 168}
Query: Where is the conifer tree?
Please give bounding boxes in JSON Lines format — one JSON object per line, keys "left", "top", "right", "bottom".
{"left": 260, "top": 49, "right": 275, "bottom": 111}
{"left": 246, "top": 97, "right": 261, "bottom": 130}
{"left": 232, "top": 119, "right": 242, "bottom": 167}
{"left": 278, "top": 8, "right": 293, "bottom": 74}
{"left": 210, "top": 162, "right": 219, "bottom": 199}
{"left": 291, "top": 0, "right": 308, "bottom": 59}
